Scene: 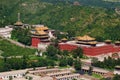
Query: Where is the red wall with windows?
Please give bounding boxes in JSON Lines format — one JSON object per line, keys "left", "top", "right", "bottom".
{"left": 58, "top": 43, "right": 120, "bottom": 56}
{"left": 83, "top": 45, "right": 114, "bottom": 56}
{"left": 58, "top": 44, "right": 78, "bottom": 51}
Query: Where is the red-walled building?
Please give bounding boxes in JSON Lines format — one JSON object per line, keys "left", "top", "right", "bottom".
{"left": 31, "top": 25, "right": 50, "bottom": 48}
{"left": 58, "top": 35, "right": 120, "bottom": 56}
{"left": 59, "top": 42, "right": 120, "bottom": 56}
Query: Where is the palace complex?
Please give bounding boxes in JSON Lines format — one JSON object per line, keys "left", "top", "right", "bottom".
{"left": 30, "top": 25, "right": 120, "bottom": 57}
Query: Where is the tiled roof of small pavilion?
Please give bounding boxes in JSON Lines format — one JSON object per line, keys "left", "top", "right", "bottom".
{"left": 105, "top": 39, "right": 112, "bottom": 42}
{"left": 14, "top": 21, "right": 23, "bottom": 26}
{"left": 61, "top": 38, "right": 67, "bottom": 41}
{"left": 115, "top": 41, "right": 120, "bottom": 43}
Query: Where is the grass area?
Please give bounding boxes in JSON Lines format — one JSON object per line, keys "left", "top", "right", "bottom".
{"left": 59, "top": 66, "right": 71, "bottom": 69}
{"left": 81, "top": 55, "right": 89, "bottom": 59}
{"left": 0, "top": 59, "right": 3, "bottom": 65}
{"left": 29, "top": 55, "right": 44, "bottom": 60}
{"left": 92, "top": 73, "right": 103, "bottom": 79}
{"left": 0, "top": 39, "right": 36, "bottom": 57}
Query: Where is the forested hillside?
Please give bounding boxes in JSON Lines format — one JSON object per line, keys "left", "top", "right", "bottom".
{"left": 41, "top": 0, "right": 120, "bottom": 8}
{"left": 0, "top": 0, "right": 120, "bottom": 41}
{"left": 103, "top": 0, "right": 120, "bottom": 2}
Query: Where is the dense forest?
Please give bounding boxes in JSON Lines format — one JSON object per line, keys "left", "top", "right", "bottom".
{"left": 41, "top": 0, "right": 120, "bottom": 8}
{"left": 0, "top": 0, "right": 120, "bottom": 41}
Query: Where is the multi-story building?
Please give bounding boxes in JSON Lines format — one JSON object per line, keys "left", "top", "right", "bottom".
{"left": 31, "top": 26, "right": 49, "bottom": 47}
{"left": 31, "top": 25, "right": 55, "bottom": 48}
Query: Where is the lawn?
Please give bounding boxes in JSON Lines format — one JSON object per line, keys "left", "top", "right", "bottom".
{"left": 29, "top": 55, "right": 44, "bottom": 60}
{"left": 0, "top": 39, "right": 36, "bottom": 57}
{"left": 92, "top": 73, "right": 103, "bottom": 79}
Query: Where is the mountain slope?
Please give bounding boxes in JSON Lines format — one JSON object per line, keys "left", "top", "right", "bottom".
{"left": 41, "top": 0, "right": 120, "bottom": 8}
{"left": 0, "top": 0, "right": 120, "bottom": 41}
{"left": 103, "top": 0, "right": 120, "bottom": 2}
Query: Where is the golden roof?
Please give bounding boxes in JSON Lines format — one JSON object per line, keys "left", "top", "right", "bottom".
{"left": 76, "top": 35, "right": 95, "bottom": 41}
{"left": 115, "top": 41, "right": 120, "bottom": 43}
{"left": 35, "top": 27, "right": 49, "bottom": 31}
{"left": 61, "top": 38, "right": 67, "bottom": 41}
{"left": 105, "top": 39, "right": 111, "bottom": 42}
{"left": 115, "top": 66, "right": 120, "bottom": 68}
{"left": 76, "top": 36, "right": 82, "bottom": 40}
{"left": 14, "top": 21, "right": 23, "bottom": 26}
{"left": 88, "top": 41, "right": 97, "bottom": 44}
{"left": 36, "top": 31, "right": 47, "bottom": 35}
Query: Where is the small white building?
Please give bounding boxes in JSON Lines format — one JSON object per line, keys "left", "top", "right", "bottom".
{"left": 114, "top": 66, "right": 120, "bottom": 75}
{"left": 0, "top": 26, "right": 13, "bottom": 38}
{"left": 0, "top": 70, "right": 27, "bottom": 80}
{"left": 37, "top": 43, "right": 50, "bottom": 56}
{"left": 38, "top": 43, "right": 49, "bottom": 52}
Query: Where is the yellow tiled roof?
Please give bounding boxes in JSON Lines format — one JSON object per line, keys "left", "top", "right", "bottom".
{"left": 76, "top": 36, "right": 82, "bottom": 40}
{"left": 88, "top": 41, "right": 97, "bottom": 44}
{"left": 105, "top": 39, "right": 111, "bottom": 42}
{"left": 36, "top": 31, "right": 47, "bottom": 35}
{"left": 115, "top": 41, "right": 120, "bottom": 43}
{"left": 35, "top": 27, "right": 49, "bottom": 31}
{"left": 76, "top": 35, "right": 95, "bottom": 41}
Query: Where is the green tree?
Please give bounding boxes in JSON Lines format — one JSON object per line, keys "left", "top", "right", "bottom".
{"left": 8, "top": 58, "right": 23, "bottom": 70}
{"left": 11, "top": 28, "right": 31, "bottom": 45}
{"left": 62, "top": 50, "right": 69, "bottom": 56}
{"left": 3, "top": 63, "right": 11, "bottom": 71}
{"left": 74, "top": 59, "right": 81, "bottom": 71}
{"left": 67, "top": 29, "right": 75, "bottom": 39}
{"left": 113, "top": 74, "right": 120, "bottom": 80}
{"left": 54, "top": 30, "right": 66, "bottom": 40}
{"left": 67, "top": 57, "right": 74, "bottom": 66}
{"left": 22, "top": 55, "right": 29, "bottom": 69}
{"left": 46, "top": 45, "right": 58, "bottom": 60}
{"left": 72, "top": 47, "right": 83, "bottom": 58}
{"left": 59, "top": 58, "right": 68, "bottom": 67}
{"left": 92, "top": 57, "right": 120, "bottom": 70}
{"left": 88, "top": 66, "right": 93, "bottom": 75}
